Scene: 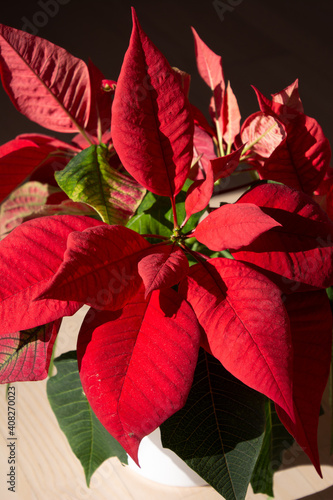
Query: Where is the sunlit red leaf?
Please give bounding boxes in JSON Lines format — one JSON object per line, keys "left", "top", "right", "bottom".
{"left": 38, "top": 225, "right": 151, "bottom": 311}
{"left": 193, "top": 202, "right": 281, "bottom": 251}
{"left": 0, "top": 24, "right": 91, "bottom": 132}
{"left": 111, "top": 9, "right": 193, "bottom": 197}
{"left": 263, "top": 113, "right": 331, "bottom": 193}
{"left": 191, "top": 27, "right": 224, "bottom": 94}
{"left": 0, "top": 320, "right": 61, "bottom": 383}
{"left": 0, "top": 215, "right": 103, "bottom": 334}
{"left": 77, "top": 287, "right": 201, "bottom": 463}
{"left": 253, "top": 87, "right": 331, "bottom": 193}
{"left": 191, "top": 27, "right": 224, "bottom": 125}
{"left": 221, "top": 81, "right": 241, "bottom": 148}
{"left": 233, "top": 183, "right": 333, "bottom": 291}
{"left": 275, "top": 290, "right": 332, "bottom": 475}
{"left": 271, "top": 79, "right": 304, "bottom": 113}
{"left": 179, "top": 258, "right": 295, "bottom": 421}
{"left": 240, "top": 112, "right": 286, "bottom": 161}
{"left": 138, "top": 244, "right": 189, "bottom": 297}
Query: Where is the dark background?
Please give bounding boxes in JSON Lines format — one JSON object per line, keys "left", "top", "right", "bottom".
{"left": 0, "top": 0, "right": 332, "bottom": 148}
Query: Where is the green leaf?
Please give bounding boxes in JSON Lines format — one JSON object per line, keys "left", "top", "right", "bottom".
{"left": 126, "top": 213, "right": 171, "bottom": 239}
{"left": 136, "top": 179, "right": 205, "bottom": 236}
{"left": 130, "top": 191, "right": 174, "bottom": 240}
{"left": 136, "top": 190, "right": 159, "bottom": 214}
{"left": 47, "top": 351, "right": 127, "bottom": 486}
{"left": 250, "top": 399, "right": 294, "bottom": 496}
{"left": 160, "top": 349, "right": 265, "bottom": 500}
{"left": 55, "top": 145, "right": 145, "bottom": 224}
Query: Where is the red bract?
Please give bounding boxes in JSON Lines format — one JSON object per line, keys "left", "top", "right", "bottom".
{"left": 0, "top": 134, "right": 77, "bottom": 203}
{"left": 240, "top": 112, "right": 286, "bottom": 165}
{"left": 86, "top": 59, "right": 113, "bottom": 137}
{"left": 0, "top": 25, "right": 91, "bottom": 133}
{"left": 221, "top": 81, "right": 241, "bottom": 149}
{"left": 77, "top": 287, "right": 201, "bottom": 464}
{"left": 232, "top": 183, "right": 333, "bottom": 291}
{"left": 191, "top": 27, "right": 225, "bottom": 94}
{"left": 0, "top": 320, "right": 61, "bottom": 383}
{"left": 271, "top": 79, "right": 304, "bottom": 113}
{"left": 192, "top": 28, "right": 240, "bottom": 156}
{"left": 210, "top": 146, "right": 244, "bottom": 180}
{"left": 111, "top": 8, "right": 193, "bottom": 198}
{"left": 138, "top": 244, "right": 189, "bottom": 297}
{"left": 191, "top": 27, "right": 225, "bottom": 139}
{"left": 275, "top": 290, "right": 332, "bottom": 475}
{"left": 38, "top": 225, "right": 151, "bottom": 311}
{"left": 179, "top": 258, "right": 294, "bottom": 421}
{"left": 253, "top": 86, "right": 331, "bottom": 194}
{"left": 0, "top": 215, "right": 103, "bottom": 334}
{"left": 191, "top": 125, "right": 217, "bottom": 180}
{"left": 193, "top": 202, "right": 281, "bottom": 250}
{"left": 184, "top": 159, "right": 214, "bottom": 222}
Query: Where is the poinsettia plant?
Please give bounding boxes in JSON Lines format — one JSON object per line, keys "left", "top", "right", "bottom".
{"left": 0, "top": 7, "right": 332, "bottom": 500}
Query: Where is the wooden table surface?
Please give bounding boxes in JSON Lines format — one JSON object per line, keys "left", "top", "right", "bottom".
{"left": 1, "top": 308, "right": 333, "bottom": 500}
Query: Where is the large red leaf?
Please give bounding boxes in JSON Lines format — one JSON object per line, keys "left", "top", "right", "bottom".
{"left": 38, "top": 225, "right": 151, "bottom": 311}
{"left": 275, "top": 290, "right": 332, "bottom": 475}
{"left": 179, "top": 258, "right": 295, "bottom": 421}
{"left": 0, "top": 24, "right": 91, "bottom": 132}
{"left": 0, "top": 215, "right": 103, "bottom": 334}
{"left": 232, "top": 183, "right": 333, "bottom": 291}
{"left": 192, "top": 202, "right": 281, "bottom": 251}
{"left": 0, "top": 134, "right": 76, "bottom": 203}
{"left": 253, "top": 87, "right": 331, "bottom": 193}
{"left": 0, "top": 319, "right": 61, "bottom": 383}
{"left": 77, "top": 287, "right": 201, "bottom": 463}
{"left": 111, "top": 9, "right": 193, "bottom": 197}
{"left": 138, "top": 244, "right": 189, "bottom": 297}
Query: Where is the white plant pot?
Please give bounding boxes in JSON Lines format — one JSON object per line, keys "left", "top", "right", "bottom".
{"left": 126, "top": 428, "right": 208, "bottom": 487}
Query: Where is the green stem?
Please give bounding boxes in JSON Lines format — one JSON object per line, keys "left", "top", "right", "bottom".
{"left": 215, "top": 118, "right": 225, "bottom": 157}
